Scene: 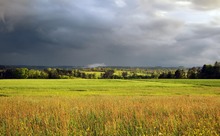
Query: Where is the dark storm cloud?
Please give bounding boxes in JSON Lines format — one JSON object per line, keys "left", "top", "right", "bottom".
{"left": 176, "top": 24, "right": 220, "bottom": 41}
{"left": 0, "top": 0, "right": 220, "bottom": 66}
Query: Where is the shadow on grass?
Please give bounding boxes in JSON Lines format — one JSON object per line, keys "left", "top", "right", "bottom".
{"left": 69, "top": 89, "right": 88, "bottom": 92}
{"left": 0, "top": 94, "right": 9, "bottom": 97}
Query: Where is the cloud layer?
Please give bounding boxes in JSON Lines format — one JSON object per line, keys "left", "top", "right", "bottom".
{"left": 0, "top": 0, "right": 220, "bottom": 66}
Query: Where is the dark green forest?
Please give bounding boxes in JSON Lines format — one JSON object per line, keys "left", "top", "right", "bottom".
{"left": 0, "top": 62, "right": 220, "bottom": 79}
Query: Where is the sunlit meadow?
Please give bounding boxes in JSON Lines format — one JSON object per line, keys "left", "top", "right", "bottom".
{"left": 0, "top": 79, "right": 219, "bottom": 135}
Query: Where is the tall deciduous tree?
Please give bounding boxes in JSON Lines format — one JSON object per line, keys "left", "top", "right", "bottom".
{"left": 174, "top": 69, "right": 186, "bottom": 79}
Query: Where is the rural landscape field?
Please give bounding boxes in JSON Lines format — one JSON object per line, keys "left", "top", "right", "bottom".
{"left": 1, "top": 0, "right": 220, "bottom": 135}
{"left": 0, "top": 79, "right": 219, "bottom": 135}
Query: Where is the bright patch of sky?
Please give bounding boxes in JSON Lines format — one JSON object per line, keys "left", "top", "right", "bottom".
{"left": 115, "top": 0, "right": 127, "bottom": 8}
{"left": 167, "top": 9, "right": 218, "bottom": 24}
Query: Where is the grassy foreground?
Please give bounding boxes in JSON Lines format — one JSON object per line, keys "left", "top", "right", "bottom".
{"left": 0, "top": 79, "right": 220, "bottom": 135}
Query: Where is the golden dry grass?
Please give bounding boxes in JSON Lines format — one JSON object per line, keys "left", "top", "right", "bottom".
{"left": 0, "top": 96, "right": 219, "bottom": 135}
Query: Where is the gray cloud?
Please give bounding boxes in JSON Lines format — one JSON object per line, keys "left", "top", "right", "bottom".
{"left": 191, "top": 0, "right": 220, "bottom": 10}
{"left": 0, "top": 0, "right": 220, "bottom": 66}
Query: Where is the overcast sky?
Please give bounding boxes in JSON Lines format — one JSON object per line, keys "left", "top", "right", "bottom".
{"left": 0, "top": 0, "right": 220, "bottom": 67}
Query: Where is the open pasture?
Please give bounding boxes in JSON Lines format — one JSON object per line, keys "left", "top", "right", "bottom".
{"left": 0, "top": 79, "right": 220, "bottom": 135}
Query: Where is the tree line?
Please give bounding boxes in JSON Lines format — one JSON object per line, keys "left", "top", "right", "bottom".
{"left": 159, "top": 61, "right": 220, "bottom": 79}
{"left": 0, "top": 62, "right": 220, "bottom": 79}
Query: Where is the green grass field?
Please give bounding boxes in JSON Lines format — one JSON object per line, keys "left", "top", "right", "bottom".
{"left": 0, "top": 79, "right": 220, "bottom": 135}
{"left": 0, "top": 79, "right": 220, "bottom": 97}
